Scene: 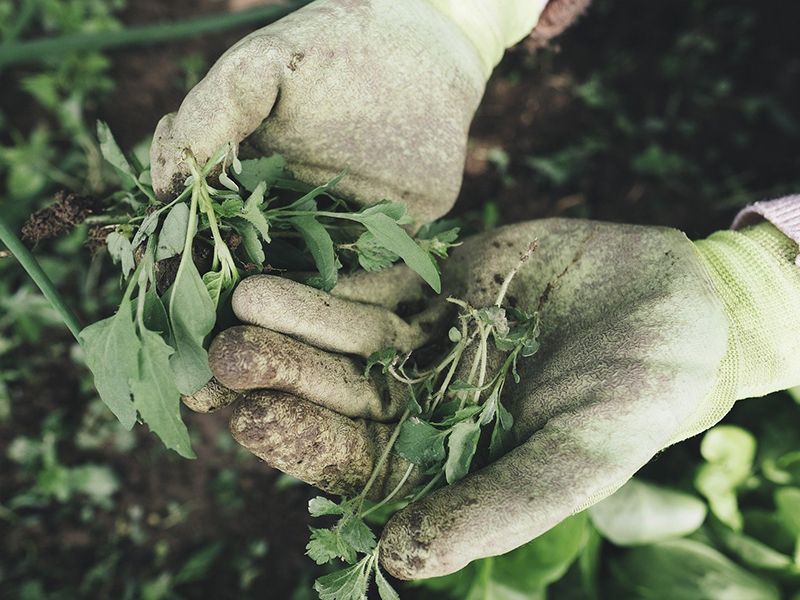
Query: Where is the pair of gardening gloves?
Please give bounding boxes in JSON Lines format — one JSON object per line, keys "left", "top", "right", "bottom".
{"left": 149, "top": 0, "right": 800, "bottom": 581}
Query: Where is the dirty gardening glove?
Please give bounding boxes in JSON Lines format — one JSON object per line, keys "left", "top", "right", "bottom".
{"left": 150, "top": 0, "right": 552, "bottom": 226}
{"left": 198, "top": 217, "right": 800, "bottom": 580}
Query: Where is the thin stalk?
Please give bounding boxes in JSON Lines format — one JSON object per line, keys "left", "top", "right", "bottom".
{"left": 0, "top": 2, "right": 311, "bottom": 68}
{"left": 362, "top": 464, "right": 415, "bottom": 519}
{"left": 357, "top": 409, "right": 411, "bottom": 512}
{"left": 495, "top": 240, "right": 538, "bottom": 307}
{"left": 0, "top": 214, "right": 83, "bottom": 341}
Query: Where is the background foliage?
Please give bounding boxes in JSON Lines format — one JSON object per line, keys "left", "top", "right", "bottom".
{"left": 1, "top": 0, "right": 799, "bottom": 598}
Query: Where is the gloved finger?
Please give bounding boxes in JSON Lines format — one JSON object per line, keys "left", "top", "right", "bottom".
{"left": 181, "top": 377, "right": 238, "bottom": 413}
{"left": 150, "top": 40, "right": 282, "bottom": 200}
{"left": 328, "top": 265, "right": 429, "bottom": 311}
{"left": 229, "top": 389, "right": 421, "bottom": 500}
{"left": 378, "top": 375, "right": 705, "bottom": 580}
{"left": 232, "top": 275, "right": 443, "bottom": 357}
{"left": 209, "top": 325, "right": 406, "bottom": 422}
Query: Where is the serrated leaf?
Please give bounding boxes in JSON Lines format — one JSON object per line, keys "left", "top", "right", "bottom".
{"left": 155, "top": 202, "right": 190, "bottom": 261}
{"left": 314, "top": 560, "right": 371, "bottom": 600}
{"left": 80, "top": 296, "right": 140, "bottom": 430}
{"left": 309, "top": 496, "right": 346, "bottom": 517}
{"left": 106, "top": 231, "right": 135, "bottom": 278}
{"left": 445, "top": 420, "right": 481, "bottom": 484}
{"left": 167, "top": 259, "right": 215, "bottom": 395}
{"left": 375, "top": 568, "right": 401, "bottom": 600}
{"left": 353, "top": 231, "right": 399, "bottom": 272}
{"left": 307, "top": 527, "right": 356, "bottom": 565}
{"left": 339, "top": 515, "right": 377, "bottom": 555}
{"left": 365, "top": 348, "right": 396, "bottom": 376}
{"left": 360, "top": 213, "right": 441, "bottom": 293}
{"left": 242, "top": 181, "right": 271, "bottom": 241}
{"left": 236, "top": 155, "right": 286, "bottom": 192}
{"left": 132, "top": 211, "right": 160, "bottom": 249}
{"left": 395, "top": 418, "right": 446, "bottom": 467}
{"left": 131, "top": 329, "right": 195, "bottom": 458}
{"left": 291, "top": 216, "right": 337, "bottom": 291}
{"left": 214, "top": 197, "right": 244, "bottom": 217}
{"left": 97, "top": 120, "right": 136, "bottom": 189}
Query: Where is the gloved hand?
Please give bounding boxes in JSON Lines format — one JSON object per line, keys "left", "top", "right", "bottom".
{"left": 192, "top": 217, "right": 800, "bottom": 580}
{"left": 150, "top": 0, "right": 555, "bottom": 226}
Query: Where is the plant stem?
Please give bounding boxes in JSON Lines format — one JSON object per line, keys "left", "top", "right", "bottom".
{"left": 357, "top": 409, "right": 411, "bottom": 512}
{"left": 0, "top": 214, "right": 83, "bottom": 342}
{"left": 0, "top": 2, "right": 311, "bottom": 68}
{"left": 494, "top": 240, "right": 538, "bottom": 307}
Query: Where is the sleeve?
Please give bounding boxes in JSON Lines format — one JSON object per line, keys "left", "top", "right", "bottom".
{"left": 424, "top": 0, "right": 550, "bottom": 72}
{"left": 732, "top": 196, "right": 800, "bottom": 265}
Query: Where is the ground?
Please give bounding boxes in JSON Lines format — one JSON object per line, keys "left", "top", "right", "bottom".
{"left": 1, "top": 0, "right": 799, "bottom": 598}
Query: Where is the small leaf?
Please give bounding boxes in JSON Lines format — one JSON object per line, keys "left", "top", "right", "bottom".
{"left": 357, "top": 200, "right": 408, "bottom": 221}
{"left": 291, "top": 216, "right": 337, "bottom": 291}
{"left": 352, "top": 231, "right": 399, "bottom": 272}
{"left": 309, "top": 496, "right": 347, "bottom": 517}
{"left": 155, "top": 202, "right": 190, "bottom": 261}
{"left": 360, "top": 213, "right": 441, "bottom": 293}
{"left": 106, "top": 231, "right": 135, "bottom": 278}
{"left": 132, "top": 329, "right": 195, "bottom": 458}
{"left": 80, "top": 296, "right": 140, "bottom": 430}
{"left": 214, "top": 197, "right": 244, "bottom": 217}
{"left": 167, "top": 259, "right": 215, "bottom": 395}
{"left": 365, "top": 348, "right": 396, "bottom": 376}
{"left": 339, "top": 515, "right": 377, "bottom": 555}
{"left": 445, "top": 421, "right": 481, "bottom": 484}
{"left": 395, "top": 418, "right": 446, "bottom": 467}
{"left": 241, "top": 181, "right": 271, "bottom": 241}
{"left": 97, "top": 120, "right": 136, "bottom": 189}
{"left": 236, "top": 155, "right": 286, "bottom": 192}
{"left": 448, "top": 327, "right": 462, "bottom": 343}
{"left": 234, "top": 219, "right": 265, "bottom": 267}
{"left": 314, "top": 560, "right": 371, "bottom": 600}
{"left": 202, "top": 270, "right": 225, "bottom": 309}
{"left": 375, "top": 568, "right": 401, "bottom": 600}
{"left": 307, "top": 528, "right": 355, "bottom": 565}
{"left": 142, "top": 285, "right": 169, "bottom": 336}
{"left": 132, "top": 211, "right": 160, "bottom": 249}
{"left": 218, "top": 170, "right": 239, "bottom": 191}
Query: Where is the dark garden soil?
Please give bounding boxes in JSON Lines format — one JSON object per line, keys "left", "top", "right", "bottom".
{"left": 2, "top": 0, "right": 799, "bottom": 597}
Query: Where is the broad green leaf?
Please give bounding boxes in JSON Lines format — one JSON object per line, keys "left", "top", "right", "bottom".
{"left": 132, "top": 329, "right": 195, "bottom": 458}
{"left": 353, "top": 231, "right": 399, "bottom": 272}
{"left": 695, "top": 425, "right": 757, "bottom": 531}
{"left": 106, "top": 231, "right": 135, "bottom": 278}
{"left": 291, "top": 216, "right": 337, "bottom": 292}
{"left": 360, "top": 213, "right": 441, "bottom": 293}
{"left": 202, "top": 270, "right": 225, "bottom": 309}
{"left": 80, "top": 296, "right": 140, "bottom": 430}
{"left": 375, "top": 568, "right": 401, "bottom": 600}
{"left": 445, "top": 420, "right": 481, "bottom": 484}
{"left": 242, "top": 181, "right": 271, "bottom": 241}
{"left": 395, "top": 418, "right": 446, "bottom": 468}
{"left": 97, "top": 120, "right": 136, "bottom": 189}
{"left": 589, "top": 478, "right": 707, "bottom": 545}
{"left": 167, "top": 258, "right": 215, "bottom": 395}
{"left": 314, "top": 560, "right": 370, "bottom": 600}
{"left": 236, "top": 155, "right": 286, "bottom": 192}
{"left": 339, "top": 515, "right": 377, "bottom": 555}
{"left": 142, "top": 286, "right": 169, "bottom": 336}
{"left": 155, "top": 203, "right": 189, "bottom": 261}
{"left": 611, "top": 539, "right": 780, "bottom": 600}
{"left": 309, "top": 496, "right": 346, "bottom": 517}
{"left": 711, "top": 520, "right": 794, "bottom": 572}
{"left": 775, "top": 487, "right": 800, "bottom": 536}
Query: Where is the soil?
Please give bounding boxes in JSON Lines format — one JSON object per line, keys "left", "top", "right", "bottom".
{"left": 2, "top": 0, "right": 799, "bottom": 597}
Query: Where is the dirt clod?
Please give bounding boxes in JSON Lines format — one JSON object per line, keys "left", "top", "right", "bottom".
{"left": 21, "top": 190, "right": 101, "bottom": 247}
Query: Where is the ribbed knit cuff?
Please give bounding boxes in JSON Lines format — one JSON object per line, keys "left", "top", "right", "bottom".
{"left": 732, "top": 196, "right": 800, "bottom": 266}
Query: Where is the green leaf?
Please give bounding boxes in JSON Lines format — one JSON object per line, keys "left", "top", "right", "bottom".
{"left": 291, "top": 216, "right": 337, "bottom": 291}
{"left": 360, "top": 213, "right": 441, "bottom": 293}
{"left": 710, "top": 520, "right": 794, "bottom": 572}
{"left": 589, "top": 478, "right": 707, "bottom": 545}
{"left": 375, "top": 568, "right": 401, "bottom": 600}
{"left": 80, "top": 296, "right": 140, "bottom": 430}
{"left": 155, "top": 203, "right": 190, "bottom": 261}
{"left": 417, "top": 226, "right": 461, "bottom": 259}
{"left": 788, "top": 386, "right": 800, "bottom": 405}
{"left": 142, "top": 285, "right": 169, "bottom": 336}
{"left": 395, "top": 418, "right": 446, "bottom": 467}
{"left": 281, "top": 168, "right": 348, "bottom": 211}
{"left": 352, "top": 231, "right": 399, "bottom": 272}
{"left": 132, "top": 328, "right": 195, "bottom": 458}
{"left": 309, "top": 496, "right": 347, "bottom": 517}
{"left": 234, "top": 219, "right": 265, "bottom": 267}
{"left": 445, "top": 420, "right": 481, "bottom": 484}
{"left": 97, "top": 120, "right": 137, "bottom": 189}
{"left": 202, "top": 270, "right": 225, "bottom": 309}
{"left": 214, "top": 197, "right": 244, "bottom": 217}
{"left": 314, "top": 559, "right": 371, "bottom": 600}
{"left": 307, "top": 527, "right": 356, "bottom": 565}
{"left": 477, "top": 307, "right": 509, "bottom": 335}
{"left": 236, "top": 155, "right": 286, "bottom": 192}
{"left": 241, "top": 182, "right": 271, "bottom": 241}
{"left": 339, "top": 515, "right": 377, "bottom": 555}
{"left": 695, "top": 425, "right": 756, "bottom": 531}
{"left": 365, "top": 348, "right": 396, "bottom": 376}
{"left": 611, "top": 539, "right": 780, "bottom": 600}
{"left": 167, "top": 259, "right": 215, "bottom": 395}
{"left": 174, "top": 542, "right": 224, "bottom": 584}
{"left": 357, "top": 200, "right": 408, "bottom": 221}
{"left": 132, "top": 211, "right": 160, "bottom": 249}
{"left": 775, "top": 487, "right": 800, "bottom": 536}
{"left": 106, "top": 231, "right": 135, "bottom": 278}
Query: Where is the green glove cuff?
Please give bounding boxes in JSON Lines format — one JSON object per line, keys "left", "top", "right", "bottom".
{"left": 671, "top": 223, "right": 800, "bottom": 444}
{"left": 424, "top": 0, "right": 549, "bottom": 73}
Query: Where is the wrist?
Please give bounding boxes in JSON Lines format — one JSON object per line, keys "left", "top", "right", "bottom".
{"left": 424, "top": 0, "right": 550, "bottom": 72}
{"left": 694, "top": 222, "right": 800, "bottom": 401}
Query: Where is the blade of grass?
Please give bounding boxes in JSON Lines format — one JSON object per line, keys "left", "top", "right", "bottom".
{"left": 0, "top": 214, "right": 83, "bottom": 342}
{"left": 0, "top": 2, "right": 311, "bottom": 68}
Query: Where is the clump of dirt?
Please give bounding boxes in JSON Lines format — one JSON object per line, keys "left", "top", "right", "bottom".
{"left": 21, "top": 190, "right": 101, "bottom": 247}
